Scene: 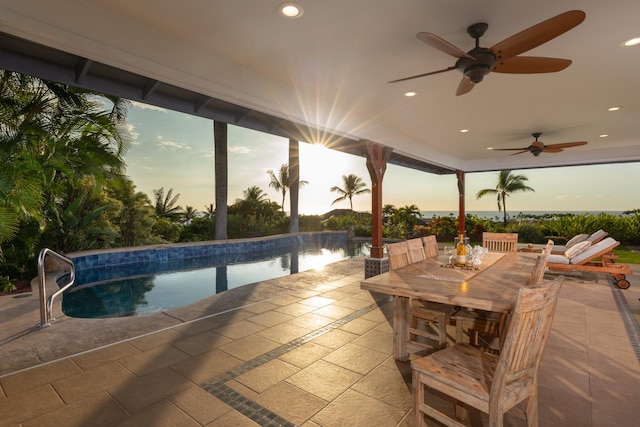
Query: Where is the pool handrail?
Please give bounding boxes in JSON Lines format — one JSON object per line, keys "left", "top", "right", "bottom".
{"left": 38, "top": 248, "right": 75, "bottom": 327}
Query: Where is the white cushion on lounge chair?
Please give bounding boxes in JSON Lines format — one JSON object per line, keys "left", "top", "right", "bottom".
{"left": 547, "top": 237, "right": 618, "bottom": 265}
{"left": 564, "top": 241, "right": 591, "bottom": 258}
{"left": 548, "top": 253, "right": 570, "bottom": 264}
{"left": 566, "top": 233, "right": 589, "bottom": 248}
{"left": 586, "top": 229, "right": 607, "bottom": 243}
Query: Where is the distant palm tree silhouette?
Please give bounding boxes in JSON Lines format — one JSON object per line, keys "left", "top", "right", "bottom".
{"left": 330, "top": 174, "right": 370, "bottom": 211}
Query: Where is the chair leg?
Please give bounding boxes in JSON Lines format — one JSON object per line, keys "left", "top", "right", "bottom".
{"left": 412, "top": 369, "right": 425, "bottom": 427}
{"left": 525, "top": 388, "right": 539, "bottom": 427}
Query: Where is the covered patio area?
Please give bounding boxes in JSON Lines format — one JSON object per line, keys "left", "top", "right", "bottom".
{"left": 1, "top": 258, "right": 639, "bottom": 426}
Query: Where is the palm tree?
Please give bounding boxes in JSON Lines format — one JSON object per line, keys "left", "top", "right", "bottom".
{"left": 153, "top": 187, "right": 182, "bottom": 221}
{"left": 203, "top": 203, "right": 215, "bottom": 219}
{"left": 476, "top": 170, "right": 535, "bottom": 226}
{"left": 330, "top": 174, "right": 371, "bottom": 211}
{"left": 182, "top": 206, "right": 198, "bottom": 224}
{"left": 267, "top": 163, "right": 308, "bottom": 212}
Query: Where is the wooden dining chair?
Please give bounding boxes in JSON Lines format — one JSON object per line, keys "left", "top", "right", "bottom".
{"left": 412, "top": 276, "right": 564, "bottom": 427}
{"left": 482, "top": 232, "right": 519, "bottom": 253}
{"left": 421, "top": 235, "right": 439, "bottom": 258}
{"left": 525, "top": 240, "right": 554, "bottom": 285}
{"left": 387, "top": 241, "right": 454, "bottom": 353}
{"left": 386, "top": 241, "right": 410, "bottom": 270}
{"left": 407, "top": 238, "right": 427, "bottom": 263}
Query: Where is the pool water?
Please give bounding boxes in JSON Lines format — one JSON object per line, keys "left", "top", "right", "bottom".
{"left": 62, "top": 240, "right": 369, "bottom": 318}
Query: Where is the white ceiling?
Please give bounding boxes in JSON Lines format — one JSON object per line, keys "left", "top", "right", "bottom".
{"left": 1, "top": 0, "right": 639, "bottom": 172}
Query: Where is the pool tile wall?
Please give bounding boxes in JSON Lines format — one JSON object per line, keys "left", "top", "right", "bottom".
{"left": 68, "top": 231, "right": 348, "bottom": 272}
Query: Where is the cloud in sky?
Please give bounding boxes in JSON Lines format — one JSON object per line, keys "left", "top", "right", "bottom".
{"left": 229, "top": 146, "right": 251, "bottom": 154}
{"left": 159, "top": 140, "right": 191, "bottom": 150}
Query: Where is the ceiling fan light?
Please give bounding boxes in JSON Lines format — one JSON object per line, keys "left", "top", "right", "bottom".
{"left": 464, "top": 64, "right": 491, "bottom": 83}
{"left": 622, "top": 37, "right": 640, "bottom": 47}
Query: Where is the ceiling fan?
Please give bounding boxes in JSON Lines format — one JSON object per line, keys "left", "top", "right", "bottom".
{"left": 492, "top": 132, "right": 588, "bottom": 156}
{"left": 389, "top": 10, "right": 585, "bottom": 95}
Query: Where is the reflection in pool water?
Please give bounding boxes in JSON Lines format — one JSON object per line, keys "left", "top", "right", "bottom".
{"left": 62, "top": 239, "right": 369, "bottom": 318}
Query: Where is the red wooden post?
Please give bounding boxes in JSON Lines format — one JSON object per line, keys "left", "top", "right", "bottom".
{"left": 366, "top": 142, "right": 393, "bottom": 258}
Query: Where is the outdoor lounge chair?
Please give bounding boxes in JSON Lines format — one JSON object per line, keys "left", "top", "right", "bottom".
{"left": 546, "top": 236, "right": 632, "bottom": 289}
{"left": 551, "top": 229, "right": 608, "bottom": 253}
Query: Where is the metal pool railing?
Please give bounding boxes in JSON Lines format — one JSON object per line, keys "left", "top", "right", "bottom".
{"left": 37, "top": 248, "right": 75, "bottom": 327}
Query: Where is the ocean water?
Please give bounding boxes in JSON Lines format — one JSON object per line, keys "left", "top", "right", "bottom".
{"left": 420, "top": 210, "right": 625, "bottom": 220}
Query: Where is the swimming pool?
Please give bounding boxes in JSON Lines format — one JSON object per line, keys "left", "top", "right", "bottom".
{"left": 62, "top": 232, "right": 368, "bottom": 318}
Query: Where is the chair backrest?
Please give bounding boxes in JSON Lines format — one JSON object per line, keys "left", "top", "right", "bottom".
{"left": 586, "top": 229, "right": 608, "bottom": 244}
{"left": 491, "top": 276, "right": 563, "bottom": 398}
{"left": 421, "top": 235, "right": 439, "bottom": 258}
{"left": 525, "top": 240, "right": 554, "bottom": 285}
{"left": 407, "top": 238, "right": 426, "bottom": 263}
{"left": 387, "top": 241, "right": 410, "bottom": 270}
{"left": 482, "top": 232, "right": 518, "bottom": 253}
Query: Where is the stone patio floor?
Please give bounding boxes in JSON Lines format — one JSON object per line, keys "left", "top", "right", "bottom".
{"left": 0, "top": 258, "right": 639, "bottom": 426}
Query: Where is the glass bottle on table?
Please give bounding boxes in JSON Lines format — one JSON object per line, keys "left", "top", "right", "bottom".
{"left": 456, "top": 233, "right": 467, "bottom": 266}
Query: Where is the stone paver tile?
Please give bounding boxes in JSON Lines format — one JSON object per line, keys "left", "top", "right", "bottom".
{"left": 22, "top": 391, "right": 127, "bottom": 427}
{"left": 170, "top": 385, "right": 233, "bottom": 425}
{"left": 0, "top": 384, "right": 64, "bottom": 425}
{"left": 322, "top": 343, "right": 388, "bottom": 375}
{"left": 285, "top": 312, "right": 335, "bottom": 330}
{"left": 116, "top": 400, "right": 200, "bottom": 427}
{"left": 219, "top": 334, "right": 281, "bottom": 361}
{"left": 265, "top": 294, "right": 302, "bottom": 306}
{"left": 119, "top": 346, "right": 191, "bottom": 376}
{"left": 311, "top": 304, "right": 355, "bottom": 320}
{"left": 278, "top": 342, "right": 333, "bottom": 368}
{"left": 310, "top": 328, "right": 358, "bottom": 349}
{"left": 289, "top": 289, "right": 321, "bottom": 299}
{"left": 352, "top": 329, "right": 393, "bottom": 354}
{"left": 311, "top": 389, "right": 405, "bottom": 427}
{"left": 254, "top": 381, "right": 327, "bottom": 426}
{"left": 338, "top": 317, "right": 379, "bottom": 335}
{"left": 286, "top": 360, "right": 362, "bottom": 401}
{"left": 256, "top": 322, "right": 313, "bottom": 345}
{"left": 352, "top": 365, "right": 413, "bottom": 410}
{"left": 243, "top": 301, "right": 281, "bottom": 314}
{"left": 172, "top": 318, "right": 220, "bottom": 336}
{"left": 108, "top": 368, "right": 193, "bottom": 414}
{"left": 235, "top": 358, "right": 299, "bottom": 393}
{"left": 72, "top": 342, "right": 141, "bottom": 371}
{"left": 298, "top": 296, "right": 336, "bottom": 308}
{"left": 1, "top": 359, "right": 82, "bottom": 395}
{"left": 318, "top": 290, "right": 355, "bottom": 301}
{"left": 215, "top": 320, "right": 267, "bottom": 340}
{"left": 171, "top": 331, "right": 234, "bottom": 356}
{"left": 206, "top": 409, "right": 260, "bottom": 426}
{"left": 52, "top": 362, "right": 135, "bottom": 403}
{"left": 129, "top": 329, "right": 184, "bottom": 352}
{"left": 171, "top": 349, "right": 243, "bottom": 384}
{"left": 247, "top": 311, "right": 294, "bottom": 327}
{"left": 332, "top": 297, "right": 372, "bottom": 310}
{"left": 225, "top": 379, "right": 259, "bottom": 401}
{"left": 274, "top": 302, "right": 316, "bottom": 317}
{"left": 537, "top": 388, "right": 592, "bottom": 426}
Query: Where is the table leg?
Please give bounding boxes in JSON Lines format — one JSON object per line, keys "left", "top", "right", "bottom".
{"left": 393, "top": 295, "right": 410, "bottom": 361}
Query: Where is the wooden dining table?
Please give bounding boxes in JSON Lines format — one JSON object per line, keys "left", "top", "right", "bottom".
{"left": 360, "top": 251, "right": 538, "bottom": 361}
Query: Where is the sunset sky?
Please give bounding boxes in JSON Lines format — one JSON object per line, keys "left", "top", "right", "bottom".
{"left": 123, "top": 101, "right": 640, "bottom": 216}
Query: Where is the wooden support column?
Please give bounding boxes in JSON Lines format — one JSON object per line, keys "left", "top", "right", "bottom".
{"left": 365, "top": 142, "right": 393, "bottom": 259}
{"left": 214, "top": 121, "right": 228, "bottom": 240}
{"left": 456, "top": 170, "right": 465, "bottom": 235}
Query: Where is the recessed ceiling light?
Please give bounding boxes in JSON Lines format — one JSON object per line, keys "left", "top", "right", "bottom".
{"left": 608, "top": 106, "right": 622, "bottom": 112}
{"left": 599, "top": 134, "right": 608, "bottom": 138}
{"left": 278, "top": 2, "right": 304, "bottom": 18}
{"left": 621, "top": 37, "right": 640, "bottom": 47}
{"left": 404, "top": 91, "right": 417, "bottom": 97}
{"left": 460, "top": 129, "right": 469, "bottom": 133}
{"left": 486, "top": 147, "right": 494, "bottom": 150}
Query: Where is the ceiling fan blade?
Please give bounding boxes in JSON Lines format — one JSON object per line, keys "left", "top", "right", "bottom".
{"left": 417, "top": 32, "right": 476, "bottom": 59}
{"left": 387, "top": 66, "right": 455, "bottom": 83}
{"left": 545, "top": 141, "right": 588, "bottom": 149}
{"left": 490, "top": 10, "right": 585, "bottom": 61}
{"left": 493, "top": 56, "right": 572, "bottom": 73}
{"left": 456, "top": 77, "right": 475, "bottom": 96}
{"left": 509, "top": 150, "right": 531, "bottom": 156}
{"left": 543, "top": 148, "right": 564, "bottom": 153}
